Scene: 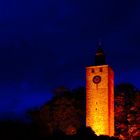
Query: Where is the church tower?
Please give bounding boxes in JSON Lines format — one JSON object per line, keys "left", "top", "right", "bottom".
{"left": 86, "top": 44, "right": 114, "bottom": 136}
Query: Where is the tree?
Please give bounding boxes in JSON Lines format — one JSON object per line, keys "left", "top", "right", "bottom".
{"left": 115, "top": 83, "right": 140, "bottom": 139}
{"left": 127, "top": 91, "right": 140, "bottom": 139}
{"left": 29, "top": 86, "right": 85, "bottom": 136}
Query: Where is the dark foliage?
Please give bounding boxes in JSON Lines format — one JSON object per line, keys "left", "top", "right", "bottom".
{"left": 0, "top": 121, "right": 119, "bottom": 140}
{"left": 115, "top": 83, "right": 140, "bottom": 139}
{"left": 29, "top": 86, "right": 86, "bottom": 135}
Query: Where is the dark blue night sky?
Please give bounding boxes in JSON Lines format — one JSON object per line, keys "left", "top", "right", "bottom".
{"left": 0, "top": 0, "right": 140, "bottom": 119}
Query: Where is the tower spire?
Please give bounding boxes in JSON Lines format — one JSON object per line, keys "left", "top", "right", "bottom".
{"left": 94, "top": 42, "right": 106, "bottom": 66}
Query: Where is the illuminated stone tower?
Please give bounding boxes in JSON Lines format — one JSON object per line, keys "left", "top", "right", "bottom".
{"left": 86, "top": 44, "right": 114, "bottom": 136}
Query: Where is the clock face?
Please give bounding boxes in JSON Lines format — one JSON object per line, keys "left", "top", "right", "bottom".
{"left": 93, "top": 75, "right": 101, "bottom": 84}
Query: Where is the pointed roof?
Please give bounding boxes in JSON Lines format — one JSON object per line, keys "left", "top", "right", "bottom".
{"left": 94, "top": 42, "right": 106, "bottom": 66}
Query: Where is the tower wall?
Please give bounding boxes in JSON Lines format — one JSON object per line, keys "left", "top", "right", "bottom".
{"left": 108, "top": 67, "right": 114, "bottom": 136}
{"left": 86, "top": 65, "right": 114, "bottom": 136}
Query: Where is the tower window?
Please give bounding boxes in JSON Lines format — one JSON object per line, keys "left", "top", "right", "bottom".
{"left": 91, "top": 69, "right": 94, "bottom": 73}
{"left": 100, "top": 67, "right": 103, "bottom": 72}
{"left": 96, "top": 108, "right": 97, "bottom": 110}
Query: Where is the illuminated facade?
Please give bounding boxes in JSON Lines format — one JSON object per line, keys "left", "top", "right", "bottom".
{"left": 86, "top": 46, "right": 114, "bottom": 136}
